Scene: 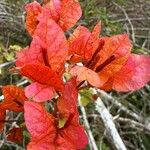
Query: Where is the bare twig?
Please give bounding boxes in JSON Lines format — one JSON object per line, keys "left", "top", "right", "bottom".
{"left": 113, "top": 2, "right": 136, "bottom": 43}
{"left": 95, "top": 97, "right": 127, "bottom": 150}
{"left": 117, "top": 117, "right": 150, "bottom": 134}
{"left": 97, "top": 89, "right": 143, "bottom": 122}
{"left": 79, "top": 96, "right": 98, "bottom": 150}
{"left": 0, "top": 61, "right": 15, "bottom": 69}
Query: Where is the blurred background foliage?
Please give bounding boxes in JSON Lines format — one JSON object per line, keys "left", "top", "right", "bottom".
{"left": 0, "top": 0, "right": 150, "bottom": 149}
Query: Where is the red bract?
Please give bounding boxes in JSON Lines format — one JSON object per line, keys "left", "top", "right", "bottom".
{"left": 20, "top": 63, "right": 64, "bottom": 92}
{"left": 0, "top": 85, "right": 27, "bottom": 112}
{"left": 25, "top": 82, "right": 55, "bottom": 102}
{"left": 33, "top": 17, "right": 68, "bottom": 73}
{"left": 17, "top": 18, "right": 68, "bottom": 74}
{"left": 69, "top": 22, "right": 101, "bottom": 62}
{"left": 101, "top": 54, "right": 150, "bottom": 91}
{"left": 41, "top": 0, "right": 81, "bottom": 31}
{"left": 56, "top": 0, "right": 82, "bottom": 31}
{"left": 69, "top": 27, "right": 150, "bottom": 92}
{"left": 5, "top": 0, "right": 150, "bottom": 148}
{"left": 25, "top": 0, "right": 81, "bottom": 36}
{"left": 16, "top": 39, "right": 45, "bottom": 67}
{"left": 24, "top": 79, "right": 88, "bottom": 150}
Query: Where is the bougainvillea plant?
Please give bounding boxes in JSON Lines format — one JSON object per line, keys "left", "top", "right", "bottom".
{"left": 0, "top": 0, "right": 150, "bottom": 149}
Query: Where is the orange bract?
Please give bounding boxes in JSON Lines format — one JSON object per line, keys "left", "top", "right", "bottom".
{"left": 25, "top": 1, "right": 42, "bottom": 36}
{"left": 70, "top": 66, "right": 102, "bottom": 87}
{"left": 25, "top": 0, "right": 82, "bottom": 35}
{"left": 102, "top": 54, "right": 150, "bottom": 92}
{"left": 58, "top": 0, "right": 82, "bottom": 31}
{"left": 33, "top": 18, "right": 68, "bottom": 73}
{"left": 0, "top": 85, "right": 27, "bottom": 112}
{"left": 69, "top": 22, "right": 101, "bottom": 63}
{"left": 20, "top": 63, "right": 64, "bottom": 92}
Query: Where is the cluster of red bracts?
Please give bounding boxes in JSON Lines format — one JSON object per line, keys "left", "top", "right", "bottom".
{"left": 0, "top": 0, "right": 150, "bottom": 149}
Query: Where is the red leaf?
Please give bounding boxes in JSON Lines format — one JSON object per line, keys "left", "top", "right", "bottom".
{"left": 0, "top": 86, "right": 27, "bottom": 112}
{"left": 20, "top": 63, "right": 64, "bottom": 92}
{"left": 33, "top": 18, "right": 68, "bottom": 73}
{"left": 25, "top": 82, "right": 55, "bottom": 102}
{"left": 70, "top": 66, "right": 102, "bottom": 87}
{"left": 0, "top": 110, "right": 5, "bottom": 133}
{"left": 25, "top": 1, "right": 42, "bottom": 36}
{"left": 7, "top": 128, "right": 23, "bottom": 143}
{"left": 102, "top": 54, "right": 150, "bottom": 92}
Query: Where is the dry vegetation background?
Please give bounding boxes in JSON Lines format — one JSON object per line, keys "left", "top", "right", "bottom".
{"left": 0, "top": 0, "right": 150, "bottom": 149}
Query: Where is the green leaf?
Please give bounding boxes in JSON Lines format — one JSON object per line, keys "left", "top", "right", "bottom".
{"left": 64, "top": 72, "right": 72, "bottom": 81}
{"left": 23, "top": 130, "right": 31, "bottom": 138}
{"left": 58, "top": 118, "right": 67, "bottom": 129}
{"left": 79, "top": 88, "right": 94, "bottom": 106}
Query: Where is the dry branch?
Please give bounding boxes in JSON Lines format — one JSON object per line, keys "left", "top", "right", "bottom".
{"left": 95, "top": 97, "right": 127, "bottom": 150}
{"left": 79, "top": 96, "right": 98, "bottom": 150}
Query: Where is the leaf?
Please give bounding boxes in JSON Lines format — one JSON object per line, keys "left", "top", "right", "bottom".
{"left": 25, "top": 1, "right": 42, "bottom": 36}
{"left": 20, "top": 63, "right": 64, "bottom": 92}
{"left": 25, "top": 82, "right": 55, "bottom": 102}
{"left": 58, "top": 0, "right": 82, "bottom": 31}
{"left": 58, "top": 118, "right": 67, "bottom": 129}
{"left": 70, "top": 66, "right": 102, "bottom": 87}
{"left": 33, "top": 18, "right": 68, "bottom": 73}
{"left": 80, "top": 88, "right": 93, "bottom": 106}
{"left": 0, "top": 85, "right": 27, "bottom": 112}
{"left": 7, "top": 128, "right": 23, "bottom": 143}
{"left": 102, "top": 54, "right": 150, "bottom": 92}
{"left": 0, "top": 110, "right": 5, "bottom": 133}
